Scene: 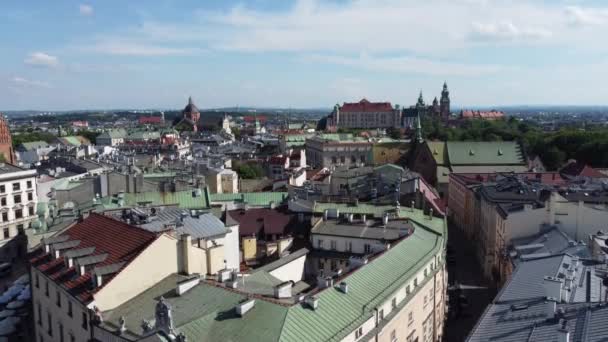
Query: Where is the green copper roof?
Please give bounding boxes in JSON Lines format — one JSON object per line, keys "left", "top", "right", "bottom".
{"left": 100, "top": 189, "right": 209, "bottom": 210}
{"left": 446, "top": 141, "right": 525, "bottom": 165}
{"left": 100, "top": 209, "right": 445, "bottom": 342}
{"left": 426, "top": 141, "right": 447, "bottom": 165}
{"left": 20, "top": 141, "right": 49, "bottom": 150}
{"left": 209, "top": 192, "right": 288, "bottom": 207}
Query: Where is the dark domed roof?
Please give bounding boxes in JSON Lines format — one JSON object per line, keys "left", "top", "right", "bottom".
{"left": 183, "top": 96, "right": 200, "bottom": 114}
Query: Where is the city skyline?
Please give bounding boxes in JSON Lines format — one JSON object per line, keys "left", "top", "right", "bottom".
{"left": 3, "top": 0, "right": 608, "bottom": 110}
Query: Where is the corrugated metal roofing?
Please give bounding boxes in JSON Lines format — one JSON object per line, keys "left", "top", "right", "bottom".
{"left": 140, "top": 209, "right": 228, "bottom": 239}
{"left": 446, "top": 141, "right": 525, "bottom": 166}
{"left": 210, "top": 192, "right": 288, "bottom": 207}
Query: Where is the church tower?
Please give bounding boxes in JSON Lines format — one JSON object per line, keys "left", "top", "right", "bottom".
{"left": 440, "top": 82, "right": 450, "bottom": 119}
{"left": 0, "top": 115, "right": 15, "bottom": 164}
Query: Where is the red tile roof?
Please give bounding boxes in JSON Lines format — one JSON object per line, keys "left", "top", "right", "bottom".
{"left": 227, "top": 208, "right": 293, "bottom": 237}
{"left": 243, "top": 115, "right": 267, "bottom": 123}
{"left": 461, "top": 110, "right": 504, "bottom": 119}
{"left": 139, "top": 116, "right": 163, "bottom": 124}
{"left": 341, "top": 98, "right": 393, "bottom": 113}
{"left": 30, "top": 213, "right": 158, "bottom": 304}
{"left": 560, "top": 161, "right": 606, "bottom": 178}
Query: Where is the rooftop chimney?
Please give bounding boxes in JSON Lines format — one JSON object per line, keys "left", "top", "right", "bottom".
{"left": 382, "top": 213, "right": 389, "bottom": 226}
{"left": 323, "top": 210, "right": 329, "bottom": 221}
{"left": 338, "top": 281, "right": 349, "bottom": 294}
{"left": 236, "top": 299, "right": 256, "bottom": 316}
{"left": 274, "top": 281, "right": 292, "bottom": 299}
{"left": 543, "top": 276, "right": 564, "bottom": 302}
{"left": 557, "top": 319, "right": 570, "bottom": 342}
{"left": 177, "top": 275, "right": 200, "bottom": 295}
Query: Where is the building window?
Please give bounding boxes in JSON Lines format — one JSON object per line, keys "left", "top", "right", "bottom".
{"left": 59, "top": 322, "right": 64, "bottom": 342}
{"left": 364, "top": 244, "right": 371, "bottom": 254}
{"left": 69, "top": 333, "right": 75, "bottom": 342}
{"left": 406, "top": 285, "right": 411, "bottom": 295}
{"left": 347, "top": 241, "right": 352, "bottom": 252}
{"left": 340, "top": 156, "right": 345, "bottom": 163}
{"left": 36, "top": 273, "right": 40, "bottom": 288}
{"left": 14, "top": 194, "right": 21, "bottom": 204}
{"left": 2, "top": 228, "right": 9, "bottom": 239}
{"left": 379, "top": 309, "right": 385, "bottom": 320}
{"left": 1, "top": 212, "right": 6, "bottom": 222}
{"left": 351, "top": 156, "right": 356, "bottom": 163}
{"left": 408, "top": 311, "right": 414, "bottom": 326}
{"left": 15, "top": 209, "right": 22, "bottom": 219}
{"left": 414, "top": 278, "right": 418, "bottom": 287}
{"left": 28, "top": 192, "right": 33, "bottom": 201}
{"left": 68, "top": 301, "right": 73, "bottom": 317}
{"left": 360, "top": 155, "right": 365, "bottom": 163}
{"left": 406, "top": 331, "right": 417, "bottom": 342}
{"left": 0, "top": 197, "right": 5, "bottom": 206}
{"left": 47, "top": 311, "right": 53, "bottom": 336}
{"left": 29, "top": 206, "right": 35, "bottom": 216}
{"left": 0, "top": 185, "right": 4, "bottom": 193}
{"left": 392, "top": 297, "right": 397, "bottom": 309}
{"left": 317, "top": 239, "right": 324, "bottom": 249}
{"left": 330, "top": 240, "right": 337, "bottom": 250}
{"left": 318, "top": 259, "right": 324, "bottom": 270}
{"left": 27, "top": 180, "right": 33, "bottom": 189}
{"left": 17, "top": 224, "right": 24, "bottom": 235}
{"left": 37, "top": 302, "right": 42, "bottom": 325}
{"left": 12, "top": 182, "right": 20, "bottom": 191}
{"left": 56, "top": 290, "right": 61, "bottom": 307}
{"left": 423, "top": 295, "right": 428, "bottom": 309}
{"left": 355, "top": 326, "right": 363, "bottom": 339}
{"left": 82, "top": 312, "right": 88, "bottom": 330}
{"left": 45, "top": 281, "right": 49, "bottom": 297}
{"left": 390, "top": 330, "right": 397, "bottom": 342}
{"left": 330, "top": 260, "right": 337, "bottom": 271}
{"left": 332, "top": 157, "right": 337, "bottom": 164}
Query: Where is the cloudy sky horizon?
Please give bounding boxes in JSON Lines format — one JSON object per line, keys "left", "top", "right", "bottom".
{"left": 2, "top": 0, "right": 608, "bottom": 111}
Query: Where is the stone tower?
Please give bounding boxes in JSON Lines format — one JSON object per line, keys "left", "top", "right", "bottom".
{"left": 440, "top": 82, "right": 450, "bottom": 119}
{"left": 182, "top": 96, "right": 201, "bottom": 123}
{"left": 0, "top": 115, "right": 15, "bottom": 164}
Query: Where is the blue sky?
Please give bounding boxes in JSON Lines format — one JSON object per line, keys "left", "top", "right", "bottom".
{"left": 2, "top": 0, "right": 608, "bottom": 110}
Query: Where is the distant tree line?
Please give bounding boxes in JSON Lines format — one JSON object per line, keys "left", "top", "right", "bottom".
{"left": 422, "top": 117, "right": 608, "bottom": 170}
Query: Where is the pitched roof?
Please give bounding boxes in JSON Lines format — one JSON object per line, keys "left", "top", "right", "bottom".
{"left": 560, "top": 161, "right": 606, "bottom": 178}
{"left": 30, "top": 213, "right": 158, "bottom": 303}
{"left": 140, "top": 209, "right": 228, "bottom": 239}
{"left": 446, "top": 141, "right": 525, "bottom": 166}
{"left": 100, "top": 189, "right": 210, "bottom": 210}
{"left": 461, "top": 110, "right": 504, "bottom": 119}
{"left": 139, "top": 116, "right": 163, "bottom": 124}
{"left": 426, "top": 141, "right": 447, "bottom": 165}
{"left": 209, "top": 192, "right": 288, "bottom": 207}
{"left": 340, "top": 99, "right": 393, "bottom": 113}
{"left": 19, "top": 140, "right": 49, "bottom": 150}
{"left": 97, "top": 211, "right": 446, "bottom": 342}
{"left": 227, "top": 207, "right": 293, "bottom": 236}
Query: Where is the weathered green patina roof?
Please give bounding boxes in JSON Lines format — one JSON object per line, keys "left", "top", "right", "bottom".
{"left": 20, "top": 140, "right": 49, "bottom": 150}
{"left": 100, "top": 189, "right": 209, "bottom": 209}
{"left": 98, "top": 128, "right": 128, "bottom": 140}
{"left": 446, "top": 141, "right": 525, "bottom": 166}
{"left": 209, "top": 192, "right": 288, "bottom": 207}
{"left": 426, "top": 141, "right": 447, "bottom": 165}
{"left": 142, "top": 172, "right": 176, "bottom": 179}
{"left": 99, "top": 210, "right": 445, "bottom": 342}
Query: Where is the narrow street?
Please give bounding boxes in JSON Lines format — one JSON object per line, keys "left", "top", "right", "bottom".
{"left": 444, "top": 222, "right": 497, "bottom": 342}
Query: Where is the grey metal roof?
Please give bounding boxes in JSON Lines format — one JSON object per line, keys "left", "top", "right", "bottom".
{"left": 511, "top": 227, "right": 591, "bottom": 267}
{"left": 252, "top": 248, "right": 309, "bottom": 274}
{"left": 468, "top": 251, "right": 608, "bottom": 342}
{"left": 311, "top": 218, "right": 412, "bottom": 241}
{"left": 140, "top": 208, "right": 228, "bottom": 239}
{"left": 468, "top": 301, "right": 608, "bottom": 342}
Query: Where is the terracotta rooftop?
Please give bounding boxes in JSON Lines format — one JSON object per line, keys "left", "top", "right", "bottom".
{"left": 461, "top": 109, "right": 504, "bottom": 119}
{"left": 138, "top": 116, "right": 163, "bottom": 124}
{"left": 30, "top": 213, "right": 159, "bottom": 304}
{"left": 340, "top": 98, "right": 393, "bottom": 113}
{"left": 560, "top": 161, "right": 606, "bottom": 178}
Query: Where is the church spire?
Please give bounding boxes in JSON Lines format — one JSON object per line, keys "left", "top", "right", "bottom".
{"left": 415, "top": 112, "right": 423, "bottom": 144}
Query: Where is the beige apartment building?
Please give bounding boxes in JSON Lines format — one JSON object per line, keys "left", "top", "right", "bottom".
{"left": 30, "top": 213, "right": 231, "bottom": 342}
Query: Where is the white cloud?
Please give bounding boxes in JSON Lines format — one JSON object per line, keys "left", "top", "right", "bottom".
{"left": 24, "top": 52, "right": 59, "bottom": 68}
{"left": 565, "top": 6, "right": 608, "bottom": 27}
{"left": 305, "top": 53, "right": 509, "bottom": 76}
{"left": 83, "top": 40, "right": 205, "bottom": 56}
{"left": 469, "top": 21, "right": 552, "bottom": 42}
{"left": 79, "top": 4, "right": 93, "bottom": 16}
{"left": 12, "top": 76, "right": 52, "bottom": 88}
